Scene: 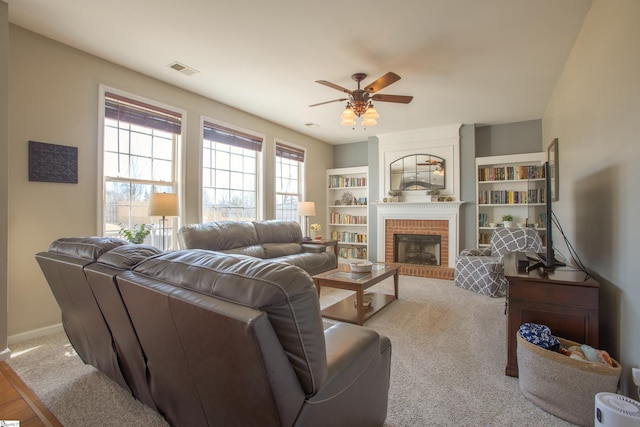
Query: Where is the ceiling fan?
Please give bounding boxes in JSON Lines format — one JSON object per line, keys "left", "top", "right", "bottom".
{"left": 309, "top": 72, "right": 413, "bottom": 126}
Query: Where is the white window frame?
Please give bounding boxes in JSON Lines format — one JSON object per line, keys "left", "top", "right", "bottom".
{"left": 200, "top": 117, "right": 264, "bottom": 223}
{"left": 274, "top": 139, "right": 306, "bottom": 222}
{"left": 98, "top": 85, "right": 185, "bottom": 248}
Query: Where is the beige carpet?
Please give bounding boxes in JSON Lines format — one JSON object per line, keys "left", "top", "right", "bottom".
{"left": 7, "top": 275, "right": 575, "bottom": 426}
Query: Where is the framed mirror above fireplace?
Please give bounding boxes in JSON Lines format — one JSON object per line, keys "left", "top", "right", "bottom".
{"left": 390, "top": 154, "right": 445, "bottom": 192}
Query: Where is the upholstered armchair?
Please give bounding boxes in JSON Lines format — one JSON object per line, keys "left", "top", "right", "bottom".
{"left": 454, "top": 227, "right": 543, "bottom": 297}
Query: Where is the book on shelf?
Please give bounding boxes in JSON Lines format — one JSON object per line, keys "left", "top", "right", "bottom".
{"left": 330, "top": 230, "right": 367, "bottom": 244}
{"left": 329, "top": 213, "right": 367, "bottom": 224}
{"left": 478, "top": 165, "right": 545, "bottom": 182}
{"left": 478, "top": 188, "right": 546, "bottom": 205}
{"left": 329, "top": 176, "right": 366, "bottom": 188}
{"left": 337, "top": 246, "right": 367, "bottom": 260}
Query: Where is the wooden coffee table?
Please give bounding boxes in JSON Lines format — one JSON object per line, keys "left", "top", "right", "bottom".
{"left": 312, "top": 263, "right": 399, "bottom": 325}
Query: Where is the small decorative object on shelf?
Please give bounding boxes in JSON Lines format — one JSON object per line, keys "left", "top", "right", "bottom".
{"left": 388, "top": 190, "right": 402, "bottom": 203}
{"left": 341, "top": 191, "right": 355, "bottom": 205}
{"left": 502, "top": 214, "right": 514, "bottom": 228}
{"left": 426, "top": 188, "right": 440, "bottom": 202}
{"left": 310, "top": 223, "right": 321, "bottom": 240}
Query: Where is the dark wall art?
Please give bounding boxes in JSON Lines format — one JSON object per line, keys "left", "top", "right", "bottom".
{"left": 28, "top": 140, "right": 78, "bottom": 184}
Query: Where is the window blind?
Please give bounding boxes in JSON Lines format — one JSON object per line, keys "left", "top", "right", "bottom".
{"left": 105, "top": 92, "right": 182, "bottom": 135}
{"left": 203, "top": 121, "right": 263, "bottom": 152}
{"left": 276, "top": 142, "right": 305, "bottom": 162}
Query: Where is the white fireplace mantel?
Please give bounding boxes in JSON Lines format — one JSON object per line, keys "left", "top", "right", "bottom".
{"left": 376, "top": 201, "right": 464, "bottom": 268}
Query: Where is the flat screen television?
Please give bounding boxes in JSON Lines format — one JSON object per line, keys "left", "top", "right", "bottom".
{"left": 527, "top": 161, "right": 564, "bottom": 271}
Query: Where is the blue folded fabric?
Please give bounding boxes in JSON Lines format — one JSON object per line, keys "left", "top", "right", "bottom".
{"left": 519, "top": 323, "right": 560, "bottom": 351}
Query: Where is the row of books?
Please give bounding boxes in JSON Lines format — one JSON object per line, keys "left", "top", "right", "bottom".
{"left": 478, "top": 232, "right": 492, "bottom": 245}
{"left": 478, "top": 213, "right": 490, "bottom": 227}
{"left": 329, "top": 213, "right": 367, "bottom": 224}
{"left": 478, "top": 189, "right": 546, "bottom": 205}
{"left": 329, "top": 176, "right": 366, "bottom": 188}
{"left": 329, "top": 231, "right": 367, "bottom": 244}
{"left": 478, "top": 165, "right": 545, "bottom": 182}
{"left": 338, "top": 246, "right": 368, "bottom": 260}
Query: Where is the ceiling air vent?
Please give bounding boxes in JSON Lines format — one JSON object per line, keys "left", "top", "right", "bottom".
{"left": 168, "top": 61, "right": 199, "bottom": 76}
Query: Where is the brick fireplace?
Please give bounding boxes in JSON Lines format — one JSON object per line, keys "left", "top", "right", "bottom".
{"left": 377, "top": 202, "right": 462, "bottom": 279}
{"left": 385, "top": 219, "right": 452, "bottom": 279}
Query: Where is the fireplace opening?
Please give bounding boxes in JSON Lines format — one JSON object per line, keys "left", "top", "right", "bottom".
{"left": 394, "top": 234, "right": 441, "bottom": 266}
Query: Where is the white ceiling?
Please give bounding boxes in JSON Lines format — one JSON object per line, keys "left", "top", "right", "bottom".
{"left": 7, "top": 0, "right": 592, "bottom": 145}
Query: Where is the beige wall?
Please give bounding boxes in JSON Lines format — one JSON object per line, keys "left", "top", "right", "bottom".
{"left": 7, "top": 25, "right": 333, "bottom": 338}
{"left": 542, "top": 0, "right": 640, "bottom": 396}
{"left": 1, "top": 1, "right": 9, "bottom": 359}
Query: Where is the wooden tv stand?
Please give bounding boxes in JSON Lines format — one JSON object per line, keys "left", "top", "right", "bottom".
{"left": 503, "top": 252, "right": 599, "bottom": 377}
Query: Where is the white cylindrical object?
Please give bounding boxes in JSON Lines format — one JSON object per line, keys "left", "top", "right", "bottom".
{"left": 595, "top": 392, "right": 640, "bottom": 426}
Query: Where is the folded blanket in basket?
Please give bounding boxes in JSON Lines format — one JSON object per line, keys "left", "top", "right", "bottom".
{"left": 518, "top": 323, "right": 560, "bottom": 351}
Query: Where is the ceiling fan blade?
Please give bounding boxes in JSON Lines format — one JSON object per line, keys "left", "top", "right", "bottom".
{"left": 308, "top": 98, "right": 348, "bottom": 107}
{"left": 315, "top": 80, "right": 352, "bottom": 94}
{"left": 365, "top": 72, "right": 401, "bottom": 93}
{"left": 371, "top": 94, "right": 414, "bottom": 104}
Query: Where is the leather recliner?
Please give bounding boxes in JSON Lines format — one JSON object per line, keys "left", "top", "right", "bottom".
{"left": 37, "top": 238, "right": 391, "bottom": 426}
{"left": 117, "top": 249, "right": 392, "bottom": 427}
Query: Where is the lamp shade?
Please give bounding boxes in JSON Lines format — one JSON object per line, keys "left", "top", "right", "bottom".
{"left": 297, "top": 201, "right": 315, "bottom": 217}
{"left": 148, "top": 192, "right": 179, "bottom": 217}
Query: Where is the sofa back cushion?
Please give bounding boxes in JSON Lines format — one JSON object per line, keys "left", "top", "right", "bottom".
{"left": 130, "top": 249, "right": 327, "bottom": 395}
{"left": 178, "top": 221, "right": 265, "bottom": 256}
{"left": 253, "top": 220, "right": 303, "bottom": 244}
{"left": 48, "top": 236, "right": 129, "bottom": 260}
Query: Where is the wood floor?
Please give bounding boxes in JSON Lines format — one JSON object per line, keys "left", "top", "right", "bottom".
{"left": 0, "top": 361, "right": 63, "bottom": 427}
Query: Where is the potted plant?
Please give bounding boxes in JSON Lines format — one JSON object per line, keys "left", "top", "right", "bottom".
{"left": 426, "top": 188, "right": 440, "bottom": 202}
{"left": 119, "top": 223, "right": 151, "bottom": 244}
{"left": 502, "top": 214, "right": 514, "bottom": 228}
{"left": 388, "top": 190, "right": 402, "bottom": 202}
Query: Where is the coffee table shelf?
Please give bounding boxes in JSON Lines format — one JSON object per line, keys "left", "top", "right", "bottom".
{"left": 321, "top": 292, "right": 396, "bottom": 324}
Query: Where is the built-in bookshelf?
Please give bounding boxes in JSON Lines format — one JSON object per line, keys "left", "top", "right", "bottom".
{"left": 326, "top": 166, "right": 369, "bottom": 263}
{"left": 476, "top": 153, "right": 547, "bottom": 248}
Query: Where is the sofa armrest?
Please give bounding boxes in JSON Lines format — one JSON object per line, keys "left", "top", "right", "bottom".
{"left": 459, "top": 247, "right": 492, "bottom": 257}
{"left": 301, "top": 243, "right": 327, "bottom": 254}
{"left": 297, "top": 322, "right": 391, "bottom": 426}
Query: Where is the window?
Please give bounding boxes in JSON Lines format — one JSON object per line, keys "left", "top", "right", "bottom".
{"left": 202, "top": 120, "right": 263, "bottom": 222}
{"left": 275, "top": 141, "right": 305, "bottom": 221}
{"left": 102, "top": 91, "right": 182, "bottom": 248}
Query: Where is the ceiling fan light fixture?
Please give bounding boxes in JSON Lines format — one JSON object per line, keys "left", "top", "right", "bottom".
{"left": 341, "top": 118, "right": 356, "bottom": 126}
{"left": 362, "top": 117, "right": 378, "bottom": 127}
{"left": 363, "top": 105, "right": 379, "bottom": 120}
{"left": 341, "top": 105, "right": 355, "bottom": 120}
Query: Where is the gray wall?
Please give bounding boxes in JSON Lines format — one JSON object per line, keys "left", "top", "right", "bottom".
{"left": 476, "top": 119, "right": 542, "bottom": 157}
{"left": 459, "top": 124, "right": 476, "bottom": 250}
{"left": 542, "top": 0, "right": 639, "bottom": 397}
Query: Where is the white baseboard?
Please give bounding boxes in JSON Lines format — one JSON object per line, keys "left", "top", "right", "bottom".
{"left": 8, "top": 323, "right": 64, "bottom": 346}
{"left": 0, "top": 347, "right": 11, "bottom": 362}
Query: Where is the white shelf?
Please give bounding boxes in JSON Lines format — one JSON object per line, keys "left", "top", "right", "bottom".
{"left": 479, "top": 203, "right": 545, "bottom": 207}
{"left": 327, "top": 166, "right": 369, "bottom": 262}
{"left": 475, "top": 153, "right": 547, "bottom": 248}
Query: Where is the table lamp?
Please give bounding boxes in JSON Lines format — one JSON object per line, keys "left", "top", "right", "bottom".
{"left": 297, "top": 201, "right": 315, "bottom": 241}
{"left": 148, "top": 192, "right": 179, "bottom": 250}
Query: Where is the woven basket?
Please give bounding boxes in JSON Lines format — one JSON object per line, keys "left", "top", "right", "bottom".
{"left": 517, "top": 333, "right": 621, "bottom": 426}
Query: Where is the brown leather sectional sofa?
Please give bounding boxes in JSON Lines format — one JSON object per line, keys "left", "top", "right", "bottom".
{"left": 35, "top": 235, "right": 391, "bottom": 426}
{"left": 178, "top": 220, "right": 336, "bottom": 275}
